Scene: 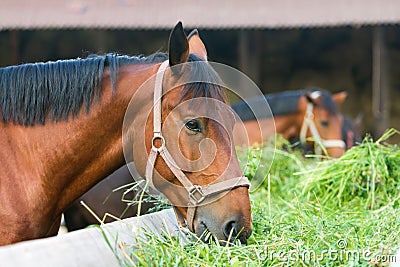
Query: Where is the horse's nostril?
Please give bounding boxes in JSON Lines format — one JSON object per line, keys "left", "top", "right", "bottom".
{"left": 222, "top": 216, "right": 250, "bottom": 244}
{"left": 223, "top": 219, "right": 238, "bottom": 239}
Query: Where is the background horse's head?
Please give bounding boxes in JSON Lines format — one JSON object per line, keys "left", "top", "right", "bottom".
{"left": 299, "top": 90, "right": 347, "bottom": 158}
{"left": 140, "top": 23, "right": 252, "bottom": 244}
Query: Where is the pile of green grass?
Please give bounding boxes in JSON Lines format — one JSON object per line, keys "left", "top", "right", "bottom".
{"left": 112, "top": 129, "right": 400, "bottom": 267}
{"left": 298, "top": 128, "right": 400, "bottom": 210}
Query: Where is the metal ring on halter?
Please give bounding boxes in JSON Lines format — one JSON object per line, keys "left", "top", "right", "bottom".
{"left": 151, "top": 135, "right": 165, "bottom": 152}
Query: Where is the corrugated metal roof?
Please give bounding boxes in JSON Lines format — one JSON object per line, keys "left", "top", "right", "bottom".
{"left": 1, "top": 0, "right": 400, "bottom": 30}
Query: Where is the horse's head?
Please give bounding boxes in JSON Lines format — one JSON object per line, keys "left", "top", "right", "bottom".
{"left": 143, "top": 22, "right": 252, "bottom": 244}
{"left": 298, "top": 90, "right": 347, "bottom": 158}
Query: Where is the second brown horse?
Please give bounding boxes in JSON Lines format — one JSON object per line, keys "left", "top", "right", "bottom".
{"left": 232, "top": 89, "right": 348, "bottom": 158}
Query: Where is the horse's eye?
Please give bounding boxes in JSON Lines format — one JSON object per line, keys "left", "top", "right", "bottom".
{"left": 185, "top": 119, "right": 202, "bottom": 133}
{"left": 320, "top": 120, "right": 329, "bottom": 127}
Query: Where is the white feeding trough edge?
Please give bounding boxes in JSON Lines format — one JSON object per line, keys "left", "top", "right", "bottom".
{"left": 0, "top": 208, "right": 181, "bottom": 267}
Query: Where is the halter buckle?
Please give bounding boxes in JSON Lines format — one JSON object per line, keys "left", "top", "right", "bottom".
{"left": 189, "top": 185, "right": 205, "bottom": 204}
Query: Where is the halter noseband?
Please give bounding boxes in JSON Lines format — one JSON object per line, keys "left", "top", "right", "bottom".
{"left": 299, "top": 102, "right": 346, "bottom": 155}
{"left": 145, "top": 61, "right": 250, "bottom": 232}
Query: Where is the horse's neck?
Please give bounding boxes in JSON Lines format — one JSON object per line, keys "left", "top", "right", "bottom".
{"left": 0, "top": 63, "right": 159, "bottom": 216}
{"left": 274, "top": 113, "right": 303, "bottom": 140}
{"left": 270, "top": 93, "right": 306, "bottom": 140}
{"left": 58, "top": 64, "right": 160, "bottom": 211}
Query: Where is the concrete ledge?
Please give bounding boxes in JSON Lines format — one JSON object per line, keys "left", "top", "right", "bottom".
{"left": 0, "top": 209, "right": 179, "bottom": 267}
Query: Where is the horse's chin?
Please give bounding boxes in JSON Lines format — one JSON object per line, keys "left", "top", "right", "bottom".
{"left": 195, "top": 221, "right": 223, "bottom": 244}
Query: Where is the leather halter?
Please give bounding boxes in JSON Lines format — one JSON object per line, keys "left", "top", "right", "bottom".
{"left": 300, "top": 102, "right": 346, "bottom": 155}
{"left": 145, "top": 60, "right": 250, "bottom": 232}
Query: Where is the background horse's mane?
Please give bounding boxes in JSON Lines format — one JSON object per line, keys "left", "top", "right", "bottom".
{"left": 0, "top": 52, "right": 167, "bottom": 125}
{"left": 232, "top": 88, "right": 338, "bottom": 121}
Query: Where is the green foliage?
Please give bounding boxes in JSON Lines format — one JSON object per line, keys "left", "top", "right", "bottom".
{"left": 115, "top": 130, "right": 400, "bottom": 266}
{"left": 238, "top": 135, "right": 315, "bottom": 195}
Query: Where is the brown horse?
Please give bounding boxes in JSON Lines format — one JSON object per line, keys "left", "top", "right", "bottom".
{"left": 0, "top": 22, "right": 251, "bottom": 245}
{"left": 232, "top": 89, "right": 347, "bottom": 158}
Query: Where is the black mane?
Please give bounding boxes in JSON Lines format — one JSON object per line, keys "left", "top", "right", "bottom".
{"left": 0, "top": 52, "right": 167, "bottom": 125}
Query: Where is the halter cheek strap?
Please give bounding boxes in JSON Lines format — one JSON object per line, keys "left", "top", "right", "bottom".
{"left": 145, "top": 60, "right": 250, "bottom": 232}
{"left": 300, "top": 103, "right": 346, "bottom": 155}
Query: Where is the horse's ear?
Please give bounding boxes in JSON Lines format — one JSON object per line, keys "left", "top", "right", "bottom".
{"left": 188, "top": 29, "right": 208, "bottom": 61}
{"left": 168, "top": 21, "right": 189, "bottom": 69}
{"left": 332, "top": 91, "right": 347, "bottom": 105}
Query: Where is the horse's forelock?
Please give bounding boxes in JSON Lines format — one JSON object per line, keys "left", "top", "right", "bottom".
{"left": 318, "top": 90, "right": 339, "bottom": 115}
{"left": 179, "top": 54, "right": 227, "bottom": 104}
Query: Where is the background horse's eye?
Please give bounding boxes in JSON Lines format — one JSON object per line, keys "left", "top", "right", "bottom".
{"left": 185, "top": 119, "right": 202, "bottom": 132}
{"left": 320, "top": 120, "right": 329, "bottom": 127}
